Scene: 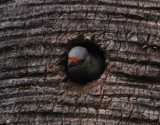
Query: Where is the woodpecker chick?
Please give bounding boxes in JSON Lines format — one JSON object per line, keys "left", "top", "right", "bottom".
{"left": 67, "top": 46, "right": 104, "bottom": 83}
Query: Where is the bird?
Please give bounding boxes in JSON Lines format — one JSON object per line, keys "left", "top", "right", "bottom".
{"left": 67, "top": 46, "right": 105, "bottom": 83}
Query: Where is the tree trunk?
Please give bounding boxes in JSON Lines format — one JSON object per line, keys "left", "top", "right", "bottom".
{"left": 0, "top": 0, "right": 160, "bottom": 124}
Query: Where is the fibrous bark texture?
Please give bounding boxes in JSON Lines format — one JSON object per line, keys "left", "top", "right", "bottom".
{"left": 0, "top": 0, "right": 160, "bottom": 124}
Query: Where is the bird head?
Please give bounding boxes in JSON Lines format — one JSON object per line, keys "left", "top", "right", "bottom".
{"left": 68, "top": 46, "right": 88, "bottom": 68}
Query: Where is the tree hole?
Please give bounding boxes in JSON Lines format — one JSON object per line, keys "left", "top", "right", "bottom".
{"left": 65, "top": 34, "right": 106, "bottom": 84}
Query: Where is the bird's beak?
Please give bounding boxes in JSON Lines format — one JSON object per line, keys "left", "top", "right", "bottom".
{"left": 68, "top": 61, "right": 77, "bottom": 68}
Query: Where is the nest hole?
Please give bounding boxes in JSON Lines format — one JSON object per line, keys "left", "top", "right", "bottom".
{"left": 64, "top": 34, "right": 106, "bottom": 84}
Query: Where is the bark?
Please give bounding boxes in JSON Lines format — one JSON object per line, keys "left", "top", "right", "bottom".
{"left": 0, "top": 0, "right": 160, "bottom": 124}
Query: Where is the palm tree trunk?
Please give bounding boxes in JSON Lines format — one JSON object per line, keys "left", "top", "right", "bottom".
{"left": 0, "top": 0, "right": 160, "bottom": 124}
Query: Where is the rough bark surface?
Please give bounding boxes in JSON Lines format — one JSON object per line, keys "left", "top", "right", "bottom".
{"left": 0, "top": 0, "right": 160, "bottom": 124}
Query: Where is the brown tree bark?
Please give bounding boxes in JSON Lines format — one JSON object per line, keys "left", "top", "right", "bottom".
{"left": 0, "top": 0, "right": 160, "bottom": 124}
